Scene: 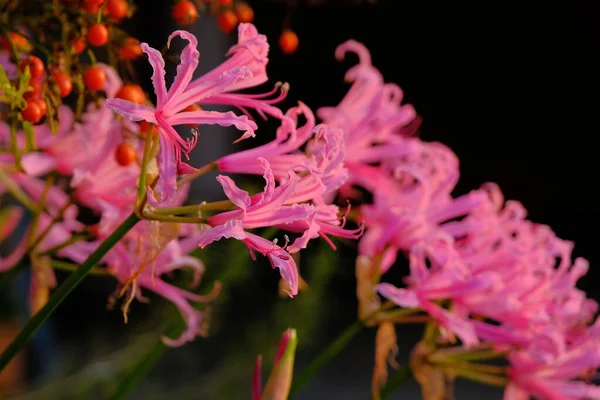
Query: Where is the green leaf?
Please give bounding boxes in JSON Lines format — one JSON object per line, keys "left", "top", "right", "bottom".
{"left": 0, "top": 213, "right": 140, "bottom": 373}
{"left": 22, "top": 121, "right": 36, "bottom": 152}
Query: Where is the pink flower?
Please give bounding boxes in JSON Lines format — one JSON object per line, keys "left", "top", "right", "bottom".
{"left": 217, "top": 103, "right": 315, "bottom": 178}
{"left": 358, "top": 140, "right": 487, "bottom": 267}
{"left": 505, "top": 321, "right": 600, "bottom": 400}
{"left": 197, "top": 159, "right": 310, "bottom": 296}
{"left": 376, "top": 233, "right": 499, "bottom": 347}
{"left": 105, "top": 27, "right": 263, "bottom": 206}
{"left": 317, "top": 40, "right": 419, "bottom": 172}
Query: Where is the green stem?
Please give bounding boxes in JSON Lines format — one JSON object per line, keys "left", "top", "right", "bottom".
{"left": 0, "top": 168, "right": 38, "bottom": 213}
{"left": 151, "top": 199, "right": 234, "bottom": 216}
{"left": 444, "top": 366, "right": 508, "bottom": 387}
{"left": 378, "top": 365, "right": 412, "bottom": 399}
{"left": 136, "top": 132, "right": 154, "bottom": 210}
{"left": 177, "top": 161, "right": 217, "bottom": 188}
{"left": 50, "top": 260, "right": 111, "bottom": 276}
{"left": 289, "top": 320, "right": 364, "bottom": 397}
{"left": 141, "top": 212, "right": 205, "bottom": 224}
{"left": 0, "top": 213, "right": 139, "bottom": 373}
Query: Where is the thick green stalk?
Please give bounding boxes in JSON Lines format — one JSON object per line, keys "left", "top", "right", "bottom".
{"left": 289, "top": 321, "right": 364, "bottom": 397}
{"left": 0, "top": 213, "right": 139, "bottom": 373}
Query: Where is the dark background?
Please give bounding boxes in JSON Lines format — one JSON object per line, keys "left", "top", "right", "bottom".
{"left": 5, "top": 1, "right": 600, "bottom": 399}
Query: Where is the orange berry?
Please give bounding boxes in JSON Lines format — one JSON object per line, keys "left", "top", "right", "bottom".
{"left": 52, "top": 71, "right": 72, "bottom": 97}
{"left": 83, "top": 66, "right": 106, "bottom": 91}
{"left": 0, "top": 32, "right": 31, "bottom": 53}
{"left": 21, "top": 101, "right": 43, "bottom": 123}
{"left": 23, "top": 80, "right": 43, "bottom": 100}
{"left": 118, "top": 37, "right": 142, "bottom": 60}
{"left": 20, "top": 56, "right": 45, "bottom": 79}
{"left": 279, "top": 29, "right": 299, "bottom": 55}
{"left": 235, "top": 3, "right": 254, "bottom": 23}
{"left": 81, "top": 0, "right": 101, "bottom": 13}
{"left": 172, "top": 0, "right": 198, "bottom": 25}
{"left": 87, "top": 23, "right": 109, "bottom": 46}
{"left": 106, "top": 0, "right": 128, "bottom": 19}
{"left": 183, "top": 104, "right": 203, "bottom": 128}
{"left": 218, "top": 11, "right": 238, "bottom": 33}
{"left": 115, "top": 84, "right": 146, "bottom": 104}
{"left": 139, "top": 120, "right": 157, "bottom": 136}
{"left": 115, "top": 143, "right": 137, "bottom": 166}
{"left": 32, "top": 98, "right": 47, "bottom": 117}
{"left": 71, "top": 36, "right": 86, "bottom": 54}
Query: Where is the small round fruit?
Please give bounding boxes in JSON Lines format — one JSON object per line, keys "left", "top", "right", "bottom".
{"left": 106, "top": 0, "right": 128, "bottom": 19}
{"left": 23, "top": 80, "right": 43, "bottom": 100}
{"left": 81, "top": 1, "right": 100, "bottom": 13}
{"left": 235, "top": 3, "right": 254, "bottom": 23}
{"left": 218, "top": 11, "right": 238, "bottom": 33}
{"left": 53, "top": 71, "right": 73, "bottom": 97}
{"left": 20, "top": 56, "right": 44, "bottom": 79}
{"left": 21, "top": 101, "right": 42, "bottom": 123}
{"left": 87, "top": 23, "right": 109, "bottom": 47}
{"left": 184, "top": 104, "right": 202, "bottom": 128}
{"left": 71, "top": 36, "right": 86, "bottom": 54}
{"left": 32, "top": 98, "right": 47, "bottom": 116}
{"left": 115, "top": 143, "right": 137, "bottom": 166}
{"left": 115, "top": 84, "right": 146, "bottom": 104}
{"left": 0, "top": 32, "right": 31, "bottom": 52}
{"left": 279, "top": 29, "right": 299, "bottom": 55}
{"left": 172, "top": 0, "right": 198, "bottom": 25}
{"left": 118, "top": 37, "right": 142, "bottom": 60}
{"left": 218, "top": 0, "right": 232, "bottom": 4}
{"left": 139, "top": 120, "right": 157, "bottom": 136}
{"left": 84, "top": 66, "right": 106, "bottom": 91}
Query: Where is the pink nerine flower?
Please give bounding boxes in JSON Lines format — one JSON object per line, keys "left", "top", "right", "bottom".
{"left": 504, "top": 320, "right": 600, "bottom": 400}
{"left": 217, "top": 103, "right": 315, "bottom": 178}
{"left": 197, "top": 159, "right": 309, "bottom": 296}
{"left": 317, "top": 40, "right": 419, "bottom": 170}
{"left": 105, "top": 26, "right": 266, "bottom": 206}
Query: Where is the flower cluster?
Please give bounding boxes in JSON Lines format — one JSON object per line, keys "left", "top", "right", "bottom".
{"left": 0, "top": 3, "right": 596, "bottom": 399}
{"left": 319, "top": 41, "right": 600, "bottom": 399}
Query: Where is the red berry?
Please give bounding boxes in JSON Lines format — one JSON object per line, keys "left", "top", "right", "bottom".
{"left": 235, "top": 3, "right": 254, "bottom": 23}
{"left": 32, "top": 98, "right": 47, "bottom": 116}
{"left": 172, "top": 0, "right": 198, "bottom": 25}
{"left": 118, "top": 37, "right": 142, "bottom": 60}
{"left": 139, "top": 120, "right": 157, "bottom": 136}
{"left": 83, "top": 66, "right": 106, "bottom": 91}
{"left": 81, "top": 0, "right": 101, "bottom": 13}
{"left": 106, "top": 0, "right": 128, "bottom": 19}
{"left": 20, "top": 56, "right": 45, "bottom": 79}
{"left": 0, "top": 32, "right": 31, "bottom": 53}
{"left": 183, "top": 104, "right": 203, "bottom": 128}
{"left": 21, "top": 101, "right": 43, "bottom": 123}
{"left": 218, "top": 11, "right": 238, "bottom": 33}
{"left": 115, "top": 143, "right": 137, "bottom": 166}
{"left": 23, "top": 80, "right": 43, "bottom": 100}
{"left": 71, "top": 36, "right": 86, "bottom": 54}
{"left": 279, "top": 30, "right": 299, "bottom": 55}
{"left": 115, "top": 84, "right": 146, "bottom": 104}
{"left": 218, "top": 0, "right": 232, "bottom": 4}
{"left": 52, "top": 71, "right": 73, "bottom": 97}
{"left": 87, "top": 23, "right": 109, "bottom": 47}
